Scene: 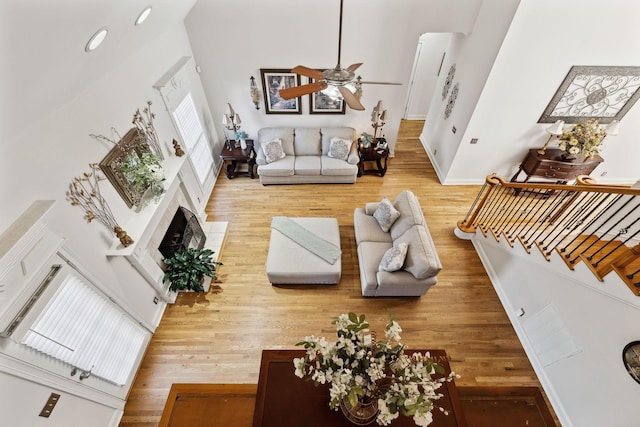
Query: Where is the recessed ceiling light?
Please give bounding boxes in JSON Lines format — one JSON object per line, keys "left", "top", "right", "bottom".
{"left": 135, "top": 6, "right": 152, "bottom": 25}
{"left": 85, "top": 27, "right": 108, "bottom": 52}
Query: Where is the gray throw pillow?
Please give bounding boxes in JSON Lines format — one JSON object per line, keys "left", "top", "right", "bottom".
{"left": 327, "top": 137, "right": 351, "bottom": 160}
{"left": 263, "top": 139, "right": 286, "bottom": 163}
{"left": 379, "top": 243, "right": 409, "bottom": 272}
{"left": 373, "top": 197, "right": 400, "bottom": 232}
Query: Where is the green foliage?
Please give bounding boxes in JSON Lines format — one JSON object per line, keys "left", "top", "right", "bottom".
{"left": 234, "top": 130, "right": 248, "bottom": 141}
{"left": 361, "top": 132, "right": 373, "bottom": 148}
{"left": 120, "top": 152, "right": 164, "bottom": 198}
{"left": 162, "top": 248, "right": 223, "bottom": 292}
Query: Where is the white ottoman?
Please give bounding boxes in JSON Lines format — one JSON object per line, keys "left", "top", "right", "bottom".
{"left": 266, "top": 217, "right": 341, "bottom": 284}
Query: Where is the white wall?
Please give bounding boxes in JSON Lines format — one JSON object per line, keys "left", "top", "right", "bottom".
{"left": 440, "top": 0, "right": 640, "bottom": 184}
{"left": 184, "top": 0, "right": 482, "bottom": 154}
{"left": 421, "top": 0, "right": 521, "bottom": 181}
{"left": 475, "top": 234, "right": 640, "bottom": 426}
{"left": 403, "top": 33, "right": 451, "bottom": 120}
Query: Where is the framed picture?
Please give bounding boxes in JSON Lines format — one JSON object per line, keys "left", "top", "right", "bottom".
{"left": 309, "top": 77, "right": 345, "bottom": 114}
{"left": 538, "top": 65, "right": 640, "bottom": 124}
{"left": 260, "top": 68, "right": 302, "bottom": 114}
{"left": 99, "top": 127, "right": 152, "bottom": 208}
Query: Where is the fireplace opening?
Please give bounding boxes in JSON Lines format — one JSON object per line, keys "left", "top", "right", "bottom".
{"left": 158, "top": 207, "right": 206, "bottom": 259}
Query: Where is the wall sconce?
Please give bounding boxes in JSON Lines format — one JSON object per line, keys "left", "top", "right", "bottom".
{"left": 221, "top": 103, "right": 241, "bottom": 149}
{"left": 371, "top": 100, "right": 387, "bottom": 143}
{"left": 538, "top": 120, "right": 565, "bottom": 155}
{"left": 250, "top": 76, "right": 260, "bottom": 110}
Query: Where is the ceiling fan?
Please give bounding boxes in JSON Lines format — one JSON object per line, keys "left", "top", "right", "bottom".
{"left": 278, "top": 0, "right": 401, "bottom": 111}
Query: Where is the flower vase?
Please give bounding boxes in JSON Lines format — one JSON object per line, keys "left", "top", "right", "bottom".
{"left": 560, "top": 153, "right": 577, "bottom": 162}
{"left": 240, "top": 139, "right": 247, "bottom": 150}
{"left": 339, "top": 396, "right": 379, "bottom": 426}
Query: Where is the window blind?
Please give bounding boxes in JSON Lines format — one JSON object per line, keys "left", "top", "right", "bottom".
{"left": 172, "top": 93, "right": 214, "bottom": 184}
{"left": 21, "top": 274, "right": 148, "bottom": 386}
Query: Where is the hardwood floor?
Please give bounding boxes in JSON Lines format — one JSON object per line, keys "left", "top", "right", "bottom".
{"left": 119, "top": 120, "right": 553, "bottom": 426}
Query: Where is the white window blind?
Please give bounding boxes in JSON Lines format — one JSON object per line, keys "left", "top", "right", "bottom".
{"left": 172, "top": 93, "right": 214, "bottom": 185}
{"left": 21, "top": 274, "right": 147, "bottom": 386}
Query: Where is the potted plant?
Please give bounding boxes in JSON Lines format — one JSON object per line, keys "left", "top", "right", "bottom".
{"left": 162, "top": 247, "right": 222, "bottom": 292}
{"left": 234, "top": 130, "right": 249, "bottom": 149}
{"left": 360, "top": 132, "right": 373, "bottom": 149}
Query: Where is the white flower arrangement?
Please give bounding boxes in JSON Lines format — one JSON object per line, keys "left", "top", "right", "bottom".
{"left": 293, "top": 313, "right": 458, "bottom": 426}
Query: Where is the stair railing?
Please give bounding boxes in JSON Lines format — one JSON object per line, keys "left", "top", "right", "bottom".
{"left": 457, "top": 175, "right": 640, "bottom": 295}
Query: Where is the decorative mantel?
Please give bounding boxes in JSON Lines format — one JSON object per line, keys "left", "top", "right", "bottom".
{"left": 105, "top": 153, "right": 202, "bottom": 305}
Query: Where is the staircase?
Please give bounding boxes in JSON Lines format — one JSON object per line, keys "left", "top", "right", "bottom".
{"left": 457, "top": 174, "right": 640, "bottom": 296}
{"left": 455, "top": 175, "right": 640, "bottom": 427}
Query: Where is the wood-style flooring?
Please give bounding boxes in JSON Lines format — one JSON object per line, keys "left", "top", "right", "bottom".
{"left": 119, "top": 120, "right": 557, "bottom": 426}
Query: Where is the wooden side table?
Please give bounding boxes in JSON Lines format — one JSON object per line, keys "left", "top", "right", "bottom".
{"left": 511, "top": 148, "right": 603, "bottom": 184}
{"left": 357, "top": 138, "right": 389, "bottom": 177}
{"left": 220, "top": 139, "right": 256, "bottom": 179}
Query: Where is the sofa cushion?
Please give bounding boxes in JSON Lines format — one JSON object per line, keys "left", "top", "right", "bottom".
{"left": 321, "top": 156, "right": 358, "bottom": 176}
{"left": 390, "top": 190, "right": 426, "bottom": 240}
{"left": 294, "top": 128, "right": 321, "bottom": 156}
{"left": 256, "top": 156, "right": 295, "bottom": 176}
{"left": 354, "top": 208, "right": 393, "bottom": 245}
{"left": 321, "top": 127, "right": 355, "bottom": 155}
{"left": 259, "top": 127, "right": 295, "bottom": 155}
{"left": 327, "top": 137, "right": 352, "bottom": 160}
{"left": 263, "top": 139, "right": 286, "bottom": 164}
{"left": 395, "top": 225, "right": 442, "bottom": 280}
{"left": 294, "top": 156, "right": 321, "bottom": 176}
{"left": 373, "top": 197, "right": 400, "bottom": 232}
{"left": 379, "top": 243, "right": 408, "bottom": 272}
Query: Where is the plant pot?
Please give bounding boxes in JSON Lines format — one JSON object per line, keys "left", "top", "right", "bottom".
{"left": 339, "top": 396, "right": 379, "bottom": 425}
{"left": 240, "top": 139, "right": 247, "bottom": 150}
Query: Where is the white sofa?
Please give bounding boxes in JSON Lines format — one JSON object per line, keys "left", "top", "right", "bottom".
{"left": 354, "top": 190, "right": 442, "bottom": 297}
{"left": 255, "top": 127, "right": 359, "bottom": 185}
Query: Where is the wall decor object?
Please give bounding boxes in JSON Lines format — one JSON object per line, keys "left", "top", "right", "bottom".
{"left": 309, "top": 76, "right": 345, "bottom": 114}
{"left": 442, "top": 63, "right": 456, "bottom": 100}
{"left": 539, "top": 65, "right": 640, "bottom": 124}
{"left": 249, "top": 76, "right": 261, "bottom": 110}
{"left": 622, "top": 341, "right": 640, "bottom": 384}
{"left": 444, "top": 82, "right": 459, "bottom": 119}
{"left": 66, "top": 163, "right": 134, "bottom": 247}
{"left": 99, "top": 127, "right": 161, "bottom": 208}
{"left": 260, "top": 68, "right": 302, "bottom": 114}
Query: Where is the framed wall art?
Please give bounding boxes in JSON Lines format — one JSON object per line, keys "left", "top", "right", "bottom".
{"left": 309, "top": 77, "right": 345, "bottom": 114}
{"left": 260, "top": 68, "right": 302, "bottom": 114}
{"left": 99, "top": 128, "right": 153, "bottom": 208}
{"left": 538, "top": 65, "right": 640, "bottom": 124}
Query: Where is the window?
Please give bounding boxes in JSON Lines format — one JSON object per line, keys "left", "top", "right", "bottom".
{"left": 172, "top": 93, "right": 214, "bottom": 185}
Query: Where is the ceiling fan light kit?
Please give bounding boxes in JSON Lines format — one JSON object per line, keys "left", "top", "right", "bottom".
{"left": 278, "top": 0, "right": 399, "bottom": 111}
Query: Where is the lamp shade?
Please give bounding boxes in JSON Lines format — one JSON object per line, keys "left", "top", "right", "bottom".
{"left": 607, "top": 120, "right": 620, "bottom": 136}
{"left": 545, "top": 120, "right": 565, "bottom": 136}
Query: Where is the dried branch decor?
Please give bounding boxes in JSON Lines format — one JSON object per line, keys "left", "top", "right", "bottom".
{"left": 67, "top": 164, "right": 133, "bottom": 247}
{"left": 133, "top": 101, "right": 163, "bottom": 160}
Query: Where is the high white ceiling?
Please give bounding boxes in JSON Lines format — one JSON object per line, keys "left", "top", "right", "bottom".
{"left": 0, "top": 0, "right": 482, "bottom": 141}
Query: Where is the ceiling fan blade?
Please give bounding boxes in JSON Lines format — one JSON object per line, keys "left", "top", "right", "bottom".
{"left": 279, "top": 81, "right": 328, "bottom": 99}
{"left": 338, "top": 86, "right": 365, "bottom": 110}
{"left": 346, "top": 63, "right": 363, "bottom": 72}
{"left": 291, "top": 66, "right": 324, "bottom": 80}
{"left": 356, "top": 81, "right": 402, "bottom": 85}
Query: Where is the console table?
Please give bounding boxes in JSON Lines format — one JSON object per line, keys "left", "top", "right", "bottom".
{"left": 220, "top": 140, "right": 256, "bottom": 179}
{"left": 510, "top": 148, "right": 603, "bottom": 184}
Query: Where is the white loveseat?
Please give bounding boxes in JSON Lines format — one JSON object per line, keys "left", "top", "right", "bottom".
{"left": 255, "top": 127, "right": 359, "bottom": 185}
{"left": 354, "top": 190, "right": 442, "bottom": 297}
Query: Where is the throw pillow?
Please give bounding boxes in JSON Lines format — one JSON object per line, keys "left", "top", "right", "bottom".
{"left": 379, "top": 243, "right": 409, "bottom": 272}
{"left": 327, "top": 137, "right": 352, "bottom": 161}
{"left": 373, "top": 197, "right": 401, "bottom": 232}
{"left": 263, "top": 139, "right": 286, "bottom": 164}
